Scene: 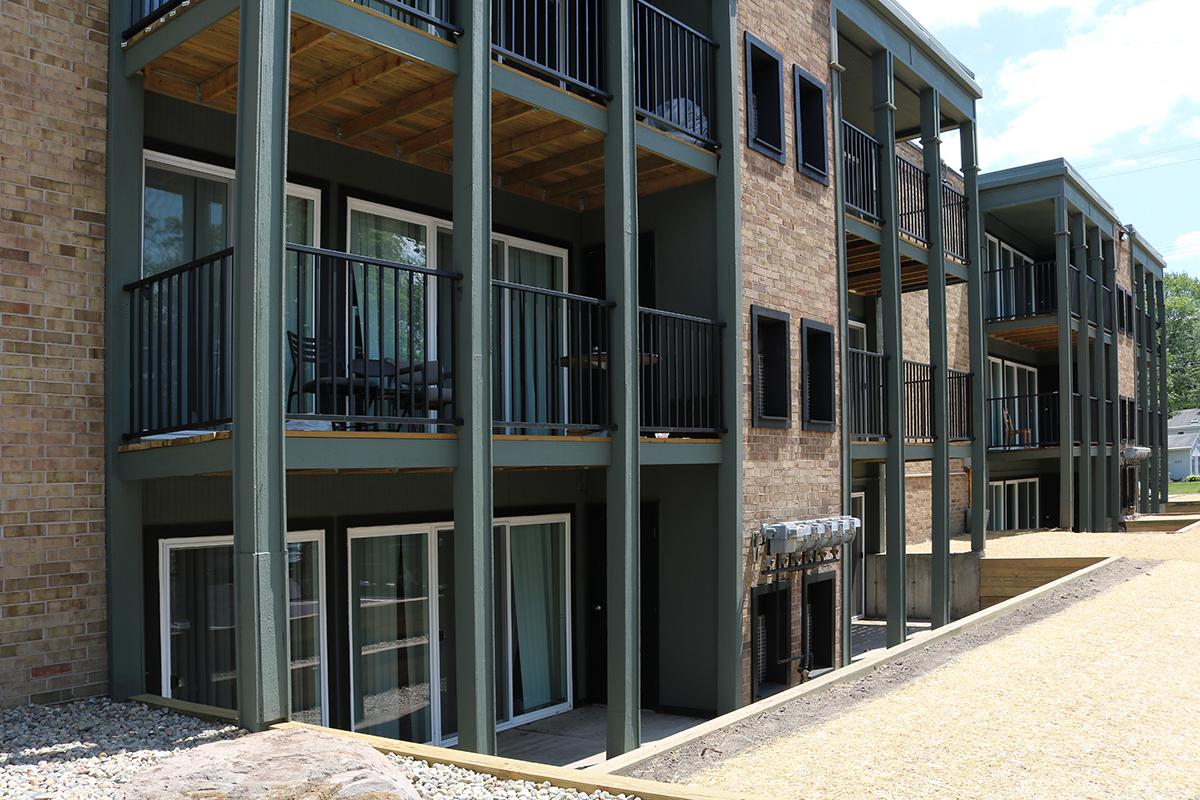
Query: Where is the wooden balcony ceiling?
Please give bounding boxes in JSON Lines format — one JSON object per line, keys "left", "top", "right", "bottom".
{"left": 142, "top": 11, "right": 708, "bottom": 209}
{"left": 988, "top": 322, "right": 1069, "bottom": 351}
{"left": 845, "top": 232, "right": 966, "bottom": 296}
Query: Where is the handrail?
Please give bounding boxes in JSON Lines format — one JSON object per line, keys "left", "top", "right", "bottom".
{"left": 491, "top": 278, "right": 614, "bottom": 307}
{"left": 124, "top": 247, "right": 235, "bottom": 291}
{"left": 287, "top": 243, "right": 463, "bottom": 280}
{"left": 638, "top": 306, "right": 725, "bottom": 326}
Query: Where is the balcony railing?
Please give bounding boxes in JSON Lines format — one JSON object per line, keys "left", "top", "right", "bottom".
{"left": 842, "top": 121, "right": 881, "bottom": 222}
{"left": 639, "top": 308, "right": 723, "bottom": 435}
{"left": 847, "top": 347, "right": 887, "bottom": 440}
{"left": 947, "top": 367, "right": 972, "bottom": 442}
{"left": 633, "top": 1, "right": 718, "bottom": 148}
{"left": 355, "top": 0, "right": 462, "bottom": 38}
{"left": 896, "top": 157, "right": 928, "bottom": 245}
{"left": 284, "top": 244, "right": 461, "bottom": 431}
{"left": 942, "top": 184, "right": 968, "bottom": 262}
{"left": 125, "top": 248, "right": 234, "bottom": 439}
{"left": 1102, "top": 284, "right": 1113, "bottom": 332}
{"left": 985, "top": 260, "right": 1056, "bottom": 321}
{"left": 986, "top": 392, "right": 1060, "bottom": 450}
{"left": 492, "top": 0, "right": 608, "bottom": 99}
{"left": 903, "top": 360, "right": 933, "bottom": 441}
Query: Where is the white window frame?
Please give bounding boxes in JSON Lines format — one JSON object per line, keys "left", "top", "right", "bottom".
{"left": 141, "top": 149, "right": 321, "bottom": 277}
{"left": 988, "top": 355, "right": 1038, "bottom": 447}
{"left": 157, "top": 529, "right": 329, "bottom": 726}
{"left": 346, "top": 513, "right": 573, "bottom": 747}
{"left": 847, "top": 320, "right": 870, "bottom": 353}
{"left": 987, "top": 478, "right": 1039, "bottom": 532}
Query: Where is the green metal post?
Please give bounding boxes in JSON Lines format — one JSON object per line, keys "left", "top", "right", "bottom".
{"left": 1157, "top": 278, "right": 1169, "bottom": 508}
{"left": 961, "top": 119, "right": 987, "bottom": 552}
{"left": 1088, "top": 226, "right": 1107, "bottom": 528}
{"left": 831, "top": 32, "right": 854, "bottom": 668}
{"left": 1147, "top": 274, "right": 1161, "bottom": 511}
{"left": 605, "top": 0, "right": 640, "bottom": 756}
{"left": 712, "top": 0, "right": 746, "bottom": 704}
{"left": 1072, "top": 215, "right": 1091, "bottom": 531}
{"left": 451, "top": 0, "right": 495, "bottom": 755}
{"left": 1054, "top": 197, "right": 1074, "bottom": 530}
{"left": 104, "top": 0, "right": 145, "bottom": 700}
{"left": 232, "top": 0, "right": 291, "bottom": 731}
{"left": 873, "top": 51, "right": 907, "bottom": 647}
{"left": 1105, "top": 237, "right": 1121, "bottom": 525}
{"left": 920, "top": 88, "right": 949, "bottom": 628}
{"left": 1135, "top": 262, "right": 1150, "bottom": 513}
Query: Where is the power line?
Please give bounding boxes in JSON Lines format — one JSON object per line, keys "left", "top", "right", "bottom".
{"left": 1076, "top": 141, "right": 1200, "bottom": 169}
{"left": 1086, "top": 155, "right": 1200, "bottom": 180}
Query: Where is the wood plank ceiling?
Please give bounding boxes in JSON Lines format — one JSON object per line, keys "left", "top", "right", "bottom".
{"left": 141, "top": 10, "right": 710, "bottom": 210}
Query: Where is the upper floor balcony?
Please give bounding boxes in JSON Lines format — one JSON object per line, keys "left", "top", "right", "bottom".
{"left": 983, "top": 257, "right": 1114, "bottom": 348}
{"left": 985, "top": 391, "right": 1115, "bottom": 451}
{"left": 122, "top": 244, "right": 724, "bottom": 443}
{"left": 124, "top": 0, "right": 719, "bottom": 150}
{"left": 845, "top": 348, "right": 973, "bottom": 446}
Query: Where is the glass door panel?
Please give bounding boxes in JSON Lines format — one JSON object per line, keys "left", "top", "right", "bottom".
{"left": 288, "top": 538, "right": 324, "bottom": 725}
{"left": 348, "top": 208, "right": 429, "bottom": 365}
{"left": 850, "top": 493, "right": 866, "bottom": 619}
{"left": 164, "top": 544, "right": 236, "bottom": 709}
{"left": 507, "top": 521, "right": 568, "bottom": 718}
{"left": 349, "top": 531, "right": 433, "bottom": 742}
{"left": 436, "top": 529, "right": 456, "bottom": 739}
{"left": 143, "top": 164, "right": 230, "bottom": 277}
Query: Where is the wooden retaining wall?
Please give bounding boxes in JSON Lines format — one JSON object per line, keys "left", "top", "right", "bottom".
{"left": 978, "top": 557, "right": 1106, "bottom": 608}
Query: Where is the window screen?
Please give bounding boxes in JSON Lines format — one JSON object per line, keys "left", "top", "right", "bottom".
{"left": 751, "top": 305, "right": 790, "bottom": 427}
{"left": 745, "top": 33, "right": 784, "bottom": 162}
{"left": 793, "top": 66, "right": 828, "bottom": 180}
{"left": 802, "top": 319, "right": 835, "bottom": 430}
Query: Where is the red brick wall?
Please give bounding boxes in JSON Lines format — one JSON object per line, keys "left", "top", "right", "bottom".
{"left": 737, "top": 0, "right": 842, "bottom": 703}
{"left": 0, "top": 0, "right": 108, "bottom": 706}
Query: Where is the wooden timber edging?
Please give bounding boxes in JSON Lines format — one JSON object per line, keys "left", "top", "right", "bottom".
{"left": 131, "top": 693, "right": 240, "bottom": 723}
{"left": 269, "top": 721, "right": 752, "bottom": 800}
{"left": 978, "top": 556, "right": 1106, "bottom": 609}
{"left": 592, "top": 555, "right": 1122, "bottom": 776}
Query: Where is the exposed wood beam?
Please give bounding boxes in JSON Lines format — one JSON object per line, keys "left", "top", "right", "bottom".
{"left": 339, "top": 79, "right": 455, "bottom": 141}
{"left": 500, "top": 141, "right": 605, "bottom": 187}
{"left": 547, "top": 155, "right": 668, "bottom": 199}
{"left": 492, "top": 119, "right": 581, "bottom": 160}
{"left": 289, "top": 51, "right": 407, "bottom": 119}
{"left": 198, "top": 22, "right": 333, "bottom": 102}
{"left": 397, "top": 102, "right": 532, "bottom": 157}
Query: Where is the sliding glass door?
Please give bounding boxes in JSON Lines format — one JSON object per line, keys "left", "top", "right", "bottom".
{"left": 347, "top": 515, "right": 571, "bottom": 745}
{"left": 158, "top": 531, "right": 328, "bottom": 724}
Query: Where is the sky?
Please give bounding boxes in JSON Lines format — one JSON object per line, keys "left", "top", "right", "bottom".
{"left": 900, "top": 0, "right": 1200, "bottom": 275}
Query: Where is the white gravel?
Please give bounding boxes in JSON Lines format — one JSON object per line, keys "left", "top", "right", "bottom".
{"left": 1, "top": 698, "right": 641, "bottom": 800}
{"left": 0, "top": 696, "right": 242, "bottom": 799}
{"left": 389, "top": 755, "right": 641, "bottom": 800}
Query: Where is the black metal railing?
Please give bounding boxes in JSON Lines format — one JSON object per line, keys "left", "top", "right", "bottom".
{"left": 355, "top": 0, "right": 462, "bottom": 36}
{"left": 896, "top": 157, "right": 928, "bottom": 244}
{"left": 986, "top": 392, "right": 1060, "bottom": 450}
{"left": 942, "top": 183, "right": 968, "bottom": 262}
{"left": 903, "top": 359, "right": 933, "bottom": 441}
{"left": 638, "top": 308, "right": 723, "bottom": 435}
{"left": 1069, "top": 265, "right": 1082, "bottom": 316}
{"left": 947, "top": 368, "right": 972, "bottom": 442}
{"left": 984, "top": 260, "right": 1056, "bottom": 321}
{"left": 492, "top": 0, "right": 608, "bottom": 99}
{"left": 284, "top": 244, "right": 461, "bottom": 431}
{"left": 633, "top": 1, "right": 718, "bottom": 148}
{"left": 125, "top": 248, "right": 233, "bottom": 439}
{"left": 1102, "top": 284, "right": 1113, "bottom": 332}
{"left": 124, "top": 0, "right": 185, "bottom": 39}
{"left": 847, "top": 348, "right": 887, "bottom": 440}
{"left": 492, "top": 280, "right": 613, "bottom": 433}
{"left": 842, "top": 121, "right": 881, "bottom": 222}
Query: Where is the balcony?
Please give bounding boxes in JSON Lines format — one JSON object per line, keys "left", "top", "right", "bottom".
{"left": 123, "top": 246, "right": 723, "bottom": 441}
{"left": 846, "top": 348, "right": 972, "bottom": 444}
{"left": 125, "top": 0, "right": 718, "bottom": 150}
{"left": 841, "top": 121, "right": 969, "bottom": 269}
{"left": 985, "top": 392, "right": 1115, "bottom": 450}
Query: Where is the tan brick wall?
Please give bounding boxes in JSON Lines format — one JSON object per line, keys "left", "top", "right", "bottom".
{"left": 1116, "top": 234, "right": 1137, "bottom": 400}
{"left": 738, "top": 0, "right": 842, "bottom": 703}
{"left": 902, "top": 460, "right": 969, "bottom": 544}
{"left": 0, "top": 0, "right": 108, "bottom": 706}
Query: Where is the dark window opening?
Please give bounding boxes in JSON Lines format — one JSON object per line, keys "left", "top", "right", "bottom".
{"left": 751, "top": 584, "right": 790, "bottom": 699}
{"left": 744, "top": 33, "right": 785, "bottom": 162}
{"left": 804, "top": 575, "right": 835, "bottom": 673}
{"left": 792, "top": 66, "right": 828, "bottom": 181}
{"left": 802, "top": 318, "right": 835, "bottom": 431}
{"left": 752, "top": 305, "right": 791, "bottom": 427}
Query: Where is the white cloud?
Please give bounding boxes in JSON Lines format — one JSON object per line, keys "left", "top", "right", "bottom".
{"left": 978, "top": 0, "right": 1200, "bottom": 170}
{"left": 1183, "top": 118, "right": 1200, "bottom": 140}
{"left": 899, "top": 0, "right": 1100, "bottom": 29}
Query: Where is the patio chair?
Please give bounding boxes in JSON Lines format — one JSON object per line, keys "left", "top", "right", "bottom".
{"left": 288, "top": 331, "right": 386, "bottom": 419}
{"left": 1002, "top": 406, "right": 1032, "bottom": 448}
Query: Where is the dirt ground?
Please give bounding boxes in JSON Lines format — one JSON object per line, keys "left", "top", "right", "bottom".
{"left": 635, "top": 531, "right": 1200, "bottom": 799}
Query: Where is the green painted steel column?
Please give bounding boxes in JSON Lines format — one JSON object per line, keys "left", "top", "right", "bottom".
{"left": 604, "top": 0, "right": 641, "bottom": 756}
{"left": 451, "top": 0, "right": 495, "bottom": 755}
{"left": 104, "top": 0, "right": 145, "bottom": 700}
{"left": 920, "top": 88, "right": 949, "bottom": 628}
{"left": 1147, "top": 274, "right": 1161, "bottom": 511}
{"left": 872, "top": 51, "right": 907, "bottom": 648}
{"left": 1157, "top": 279, "right": 1169, "bottom": 508}
{"left": 1088, "top": 226, "right": 1107, "bottom": 528}
{"left": 712, "top": 0, "right": 746, "bottom": 704}
{"left": 232, "top": 0, "right": 291, "bottom": 731}
{"left": 1105, "top": 238, "right": 1120, "bottom": 525}
{"left": 831, "top": 32, "right": 854, "bottom": 668}
{"left": 1053, "top": 197, "right": 1074, "bottom": 530}
{"left": 960, "top": 120, "right": 987, "bottom": 552}
{"left": 1134, "top": 263, "right": 1150, "bottom": 513}
{"left": 1072, "top": 215, "right": 1091, "bottom": 531}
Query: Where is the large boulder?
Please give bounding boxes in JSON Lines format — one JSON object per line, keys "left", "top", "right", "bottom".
{"left": 124, "top": 726, "right": 421, "bottom": 799}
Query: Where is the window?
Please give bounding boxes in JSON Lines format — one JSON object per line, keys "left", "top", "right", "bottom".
{"left": 744, "top": 33, "right": 785, "bottom": 162}
{"left": 1117, "top": 288, "right": 1126, "bottom": 333}
{"left": 159, "top": 531, "right": 328, "bottom": 725}
{"left": 751, "top": 305, "right": 790, "bottom": 427}
{"left": 986, "top": 478, "right": 1040, "bottom": 531}
{"left": 801, "top": 319, "right": 835, "bottom": 430}
{"left": 792, "top": 66, "right": 828, "bottom": 181}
